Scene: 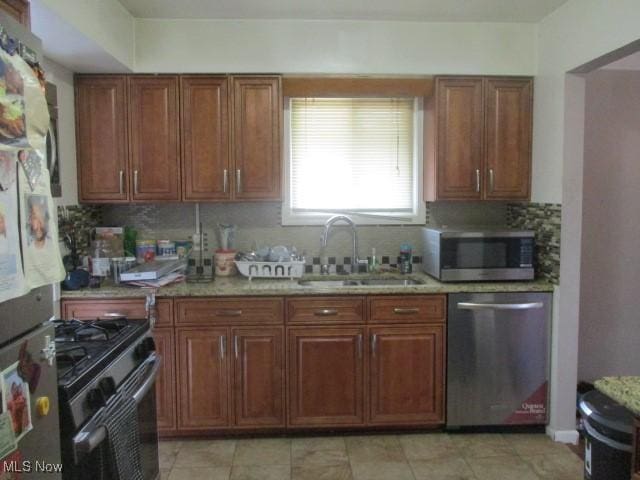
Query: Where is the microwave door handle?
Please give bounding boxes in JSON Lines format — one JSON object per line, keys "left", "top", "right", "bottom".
{"left": 457, "top": 302, "right": 544, "bottom": 311}
{"left": 72, "top": 354, "right": 161, "bottom": 462}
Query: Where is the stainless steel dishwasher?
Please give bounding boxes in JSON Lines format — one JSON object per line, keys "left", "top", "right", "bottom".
{"left": 447, "top": 292, "right": 551, "bottom": 427}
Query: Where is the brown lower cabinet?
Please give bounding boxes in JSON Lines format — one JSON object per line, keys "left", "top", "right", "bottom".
{"left": 288, "top": 327, "right": 365, "bottom": 427}
{"left": 63, "top": 293, "right": 445, "bottom": 435}
{"left": 368, "top": 325, "right": 444, "bottom": 424}
{"left": 177, "top": 328, "right": 230, "bottom": 429}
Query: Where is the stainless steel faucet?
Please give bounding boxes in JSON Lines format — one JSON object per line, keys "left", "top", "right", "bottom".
{"left": 320, "top": 215, "right": 368, "bottom": 275}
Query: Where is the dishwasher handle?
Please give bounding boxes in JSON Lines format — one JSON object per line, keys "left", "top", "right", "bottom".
{"left": 456, "top": 302, "right": 544, "bottom": 311}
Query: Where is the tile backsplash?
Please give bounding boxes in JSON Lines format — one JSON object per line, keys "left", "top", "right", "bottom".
{"left": 99, "top": 201, "right": 508, "bottom": 272}
{"left": 66, "top": 201, "right": 560, "bottom": 282}
{"left": 507, "top": 202, "right": 561, "bottom": 284}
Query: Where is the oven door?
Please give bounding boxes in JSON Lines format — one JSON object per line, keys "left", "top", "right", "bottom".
{"left": 68, "top": 353, "right": 160, "bottom": 480}
{"left": 439, "top": 234, "right": 534, "bottom": 281}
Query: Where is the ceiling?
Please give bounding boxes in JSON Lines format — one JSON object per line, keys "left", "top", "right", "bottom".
{"left": 118, "top": 0, "right": 568, "bottom": 23}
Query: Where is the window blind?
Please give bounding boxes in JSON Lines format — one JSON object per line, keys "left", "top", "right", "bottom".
{"left": 290, "top": 97, "right": 415, "bottom": 212}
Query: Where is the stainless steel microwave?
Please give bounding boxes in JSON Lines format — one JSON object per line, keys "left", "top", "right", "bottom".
{"left": 422, "top": 227, "right": 535, "bottom": 282}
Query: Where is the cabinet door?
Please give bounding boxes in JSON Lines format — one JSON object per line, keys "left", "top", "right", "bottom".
{"left": 153, "top": 327, "right": 176, "bottom": 433}
{"left": 435, "top": 77, "right": 484, "bottom": 200}
{"left": 232, "top": 76, "right": 281, "bottom": 200}
{"left": 369, "top": 326, "right": 444, "bottom": 425}
{"left": 232, "top": 327, "right": 284, "bottom": 427}
{"left": 75, "top": 76, "right": 129, "bottom": 202}
{"left": 0, "top": 0, "right": 30, "bottom": 28}
{"left": 129, "top": 76, "right": 180, "bottom": 201}
{"left": 484, "top": 78, "right": 532, "bottom": 200}
{"left": 177, "top": 328, "right": 230, "bottom": 429}
{"left": 181, "top": 76, "right": 230, "bottom": 200}
{"left": 288, "top": 327, "right": 364, "bottom": 427}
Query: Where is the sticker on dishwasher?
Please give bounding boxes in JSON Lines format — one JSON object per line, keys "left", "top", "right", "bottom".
{"left": 504, "top": 382, "right": 548, "bottom": 424}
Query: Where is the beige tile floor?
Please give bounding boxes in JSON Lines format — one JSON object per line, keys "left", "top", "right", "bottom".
{"left": 160, "top": 433, "right": 584, "bottom": 480}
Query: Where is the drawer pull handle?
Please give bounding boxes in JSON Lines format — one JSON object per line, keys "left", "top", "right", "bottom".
{"left": 103, "top": 312, "right": 126, "bottom": 318}
{"left": 215, "top": 309, "right": 243, "bottom": 317}
{"left": 314, "top": 309, "right": 338, "bottom": 316}
{"left": 357, "top": 334, "right": 363, "bottom": 359}
{"left": 234, "top": 335, "right": 239, "bottom": 359}
{"left": 220, "top": 335, "right": 226, "bottom": 359}
{"left": 393, "top": 307, "right": 419, "bottom": 314}
{"left": 371, "top": 334, "right": 377, "bottom": 356}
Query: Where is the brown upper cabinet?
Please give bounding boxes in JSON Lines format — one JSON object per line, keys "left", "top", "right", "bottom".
{"left": 76, "top": 74, "right": 281, "bottom": 203}
{"left": 129, "top": 76, "right": 181, "bottom": 201}
{"left": 75, "top": 76, "right": 129, "bottom": 203}
{"left": 181, "top": 76, "right": 230, "bottom": 200}
{"left": 425, "top": 76, "right": 532, "bottom": 201}
{"left": 232, "top": 76, "right": 282, "bottom": 200}
{"left": 0, "top": 0, "right": 30, "bottom": 28}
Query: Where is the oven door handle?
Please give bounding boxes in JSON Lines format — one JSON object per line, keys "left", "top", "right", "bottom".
{"left": 72, "top": 353, "right": 161, "bottom": 463}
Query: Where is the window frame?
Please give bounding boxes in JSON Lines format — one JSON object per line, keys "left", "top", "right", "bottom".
{"left": 282, "top": 96, "right": 426, "bottom": 226}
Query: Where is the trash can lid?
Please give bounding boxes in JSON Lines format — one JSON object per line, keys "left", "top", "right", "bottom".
{"left": 579, "top": 390, "right": 634, "bottom": 435}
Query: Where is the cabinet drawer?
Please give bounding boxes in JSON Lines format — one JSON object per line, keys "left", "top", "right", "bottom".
{"left": 62, "top": 299, "right": 147, "bottom": 321}
{"left": 287, "top": 297, "right": 365, "bottom": 325}
{"left": 368, "top": 295, "right": 446, "bottom": 324}
{"left": 176, "top": 297, "right": 284, "bottom": 325}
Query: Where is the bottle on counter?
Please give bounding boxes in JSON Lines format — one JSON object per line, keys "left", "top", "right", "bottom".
{"left": 368, "top": 247, "right": 378, "bottom": 273}
{"left": 399, "top": 243, "right": 412, "bottom": 274}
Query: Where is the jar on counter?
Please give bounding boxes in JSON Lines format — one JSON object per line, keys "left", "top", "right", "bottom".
{"left": 89, "top": 240, "right": 111, "bottom": 277}
{"left": 136, "top": 239, "right": 156, "bottom": 263}
{"left": 399, "top": 243, "right": 413, "bottom": 274}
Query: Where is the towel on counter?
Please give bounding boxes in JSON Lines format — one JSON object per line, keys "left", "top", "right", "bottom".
{"left": 100, "top": 395, "right": 144, "bottom": 480}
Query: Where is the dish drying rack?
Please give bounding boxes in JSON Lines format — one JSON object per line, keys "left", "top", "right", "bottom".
{"left": 235, "top": 260, "right": 306, "bottom": 280}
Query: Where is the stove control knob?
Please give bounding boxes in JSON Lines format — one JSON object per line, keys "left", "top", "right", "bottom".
{"left": 87, "top": 388, "right": 106, "bottom": 409}
{"left": 135, "top": 337, "right": 156, "bottom": 359}
{"left": 99, "top": 377, "right": 117, "bottom": 399}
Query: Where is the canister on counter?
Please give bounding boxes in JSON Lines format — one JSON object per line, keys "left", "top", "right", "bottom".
{"left": 175, "top": 240, "right": 192, "bottom": 258}
{"left": 136, "top": 239, "right": 156, "bottom": 263}
{"left": 157, "top": 239, "right": 176, "bottom": 256}
{"left": 214, "top": 249, "right": 238, "bottom": 276}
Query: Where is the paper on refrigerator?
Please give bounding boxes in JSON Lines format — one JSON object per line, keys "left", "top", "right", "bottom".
{"left": 0, "top": 156, "right": 26, "bottom": 304}
{"left": 0, "top": 44, "right": 64, "bottom": 299}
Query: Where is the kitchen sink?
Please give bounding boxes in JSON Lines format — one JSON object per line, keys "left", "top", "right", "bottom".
{"left": 359, "top": 278, "right": 424, "bottom": 286}
{"left": 297, "top": 280, "right": 361, "bottom": 288}
{"left": 297, "top": 277, "right": 424, "bottom": 288}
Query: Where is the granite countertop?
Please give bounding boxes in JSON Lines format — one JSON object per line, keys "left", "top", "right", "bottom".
{"left": 595, "top": 376, "right": 640, "bottom": 416}
{"left": 60, "top": 271, "right": 554, "bottom": 299}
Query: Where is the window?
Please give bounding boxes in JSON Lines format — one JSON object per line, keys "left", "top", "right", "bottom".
{"left": 283, "top": 97, "right": 425, "bottom": 225}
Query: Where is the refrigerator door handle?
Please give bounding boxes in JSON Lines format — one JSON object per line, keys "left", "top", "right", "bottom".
{"left": 456, "top": 302, "right": 544, "bottom": 311}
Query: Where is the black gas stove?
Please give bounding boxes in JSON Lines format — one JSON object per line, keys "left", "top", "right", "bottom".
{"left": 54, "top": 316, "right": 160, "bottom": 480}
{"left": 54, "top": 317, "right": 151, "bottom": 400}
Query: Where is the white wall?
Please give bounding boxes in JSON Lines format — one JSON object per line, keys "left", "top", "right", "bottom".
{"left": 579, "top": 70, "right": 640, "bottom": 381}
{"left": 43, "top": 58, "right": 78, "bottom": 207}
{"left": 32, "top": 0, "right": 135, "bottom": 71}
{"left": 534, "top": 0, "right": 640, "bottom": 441}
{"left": 135, "top": 19, "right": 536, "bottom": 74}
{"left": 533, "top": 0, "right": 640, "bottom": 203}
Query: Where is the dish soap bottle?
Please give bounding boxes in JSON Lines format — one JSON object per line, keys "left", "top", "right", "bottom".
{"left": 399, "top": 244, "right": 412, "bottom": 274}
{"left": 368, "top": 248, "right": 378, "bottom": 273}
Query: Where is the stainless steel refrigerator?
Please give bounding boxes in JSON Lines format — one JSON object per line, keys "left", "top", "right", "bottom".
{"left": 0, "top": 286, "right": 61, "bottom": 479}
{"left": 0, "top": 11, "right": 62, "bottom": 479}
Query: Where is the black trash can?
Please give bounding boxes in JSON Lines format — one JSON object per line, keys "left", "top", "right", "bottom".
{"left": 578, "top": 390, "right": 634, "bottom": 480}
